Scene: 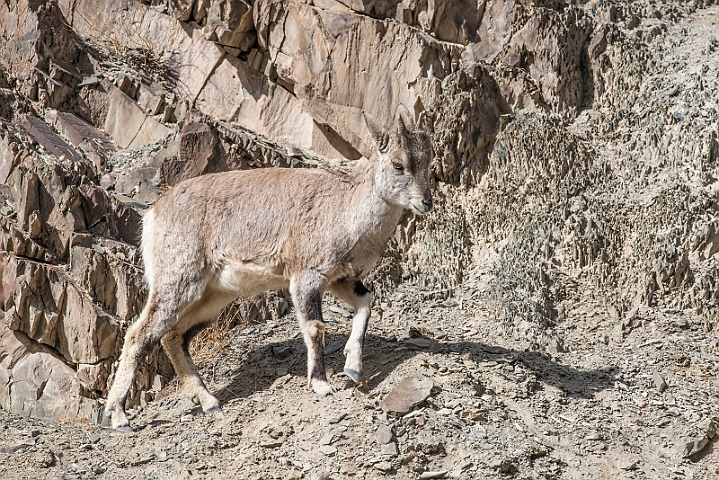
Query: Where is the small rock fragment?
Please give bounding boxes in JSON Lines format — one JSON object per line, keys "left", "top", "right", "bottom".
{"left": 472, "top": 426, "right": 487, "bottom": 439}
{"left": 419, "top": 470, "right": 448, "bottom": 479}
{"left": 405, "top": 338, "right": 433, "bottom": 349}
{"left": 618, "top": 454, "right": 641, "bottom": 470}
{"left": 483, "top": 346, "right": 508, "bottom": 354}
{"left": 328, "top": 305, "right": 352, "bottom": 317}
{"left": 374, "top": 461, "right": 392, "bottom": 472}
{"left": 324, "top": 341, "right": 344, "bottom": 355}
{"left": 329, "top": 413, "right": 346, "bottom": 424}
{"left": 319, "top": 445, "right": 337, "bottom": 456}
{"left": 260, "top": 437, "right": 283, "bottom": 448}
{"left": 652, "top": 371, "right": 667, "bottom": 392}
{"left": 680, "top": 437, "right": 710, "bottom": 458}
{"left": 380, "top": 442, "right": 399, "bottom": 456}
{"left": 380, "top": 375, "right": 434, "bottom": 414}
{"left": 319, "top": 433, "right": 334, "bottom": 446}
{"left": 698, "top": 417, "right": 718, "bottom": 439}
{"left": 272, "top": 345, "right": 294, "bottom": 359}
{"left": 375, "top": 424, "right": 393, "bottom": 444}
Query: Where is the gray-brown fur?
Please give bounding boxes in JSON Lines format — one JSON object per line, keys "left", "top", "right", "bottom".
{"left": 104, "top": 105, "right": 434, "bottom": 430}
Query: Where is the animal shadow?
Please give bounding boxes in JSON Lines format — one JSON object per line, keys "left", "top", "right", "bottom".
{"left": 212, "top": 329, "right": 619, "bottom": 404}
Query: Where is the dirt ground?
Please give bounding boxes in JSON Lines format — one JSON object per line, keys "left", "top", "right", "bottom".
{"left": 0, "top": 278, "right": 717, "bottom": 480}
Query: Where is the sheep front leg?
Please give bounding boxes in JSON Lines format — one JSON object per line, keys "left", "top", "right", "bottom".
{"left": 291, "top": 272, "right": 335, "bottom": 396}
{"left": 329, "top": 279, "right": 371, "bottom": 385}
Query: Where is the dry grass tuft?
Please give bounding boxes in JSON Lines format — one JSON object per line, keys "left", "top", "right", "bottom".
{"left": 189, "top": 292, "right": 290, "bottom": 365}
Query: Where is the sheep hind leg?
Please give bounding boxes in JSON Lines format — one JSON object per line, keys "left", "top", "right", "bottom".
{"left": 161, "top": 290, "right": 236, "bottom": 414}
{"left": 105, "top": 295, "right": 177, "bottom": 430}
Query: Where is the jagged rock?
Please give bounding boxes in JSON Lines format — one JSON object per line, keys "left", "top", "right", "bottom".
{"left": 254, "top": 0, "right": 462, "bottom": 158}
{"left": 104, "top": 86, "right": 151, "bottom": 149}
{"left": 203, "top": 0, "right": 256, "bottom": 52}
{"left": 136, "top": 84, "right": 166, "bottom": 116}
{"left": 45, "top": 110, "right": 115, "bottom": 173}
{"left": 69, "top": 234, "right": 146, "bottom": 322}
{"left": 0, "top": 324, "right": 100, "bottom": 423}
{"left": 18, "top": 115, "right": 89, "bottom": 171}
{"left": 60, "top": 0, "right": 225, "bottom": 102}
{"left": 162, "top": 121, "right": 217, "bottom": 186}
{"left": 3, "top": 256, "right": 119, "bottom": 364}
{"left": 0, "top": 119, "right": 24, "bottom": 184}
{"left": 0, "top": 0, "right": 82, "bottom": 108}
{"left": 194, "top": 54, "right": 317, "bottom": 153}
{"left": 337, "top": 0, "right": 482, "bottom": 45}
{"left": 104, "top": 85, "right": 172, "bottom": 150}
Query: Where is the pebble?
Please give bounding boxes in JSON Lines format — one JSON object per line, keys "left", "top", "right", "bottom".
{"left": 329, "top": 413, "right": 346, "bottom": 424}
{"left": 260, "top": 437, "right": 283, "bottom": 448}
{"left": 324, "top": 341, "right": 344, "bottom": 355}
{"left": 272, "top": 345, "right": 294, "bottom": 359}
{"left": 319, "top": 433, "right": 334, "bottom": 446}
{"left": 380, "top": 442, "right": 399, "bottom": 456}
{"left": 652, "top": 371, "right": 667, "bottom": 392}
{"left": 374, "top": 461, "right": 392, "bottom": 472}
{"left": 419, "top": 470, "right": 448, "bottom": 479}
{"left": 328, "top": 305, "right": 352, "bottom": 317}
{"left": 375, "top": 424, "right": 393, "bottom": 444}
{"left": 405, "top": 338, "right": 433, "bottom": 349}
{"left": 472, "top": 426, "right": 487, "bottom": 439}
{"left": 618, "top": 454, "right": 641, "bottom": 470}
{"left": 180, "top": 414, "right": 193, "bottom": 422}
{"left": 87, "top": 433, "right": 101, "bottom": 444}
{"left": 319, "top": 445, "right": 337, "bottom": 456}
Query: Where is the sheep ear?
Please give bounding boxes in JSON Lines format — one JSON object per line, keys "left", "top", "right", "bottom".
{"left": 363, "top": 111, "right": 391, "bottom": 153}
{"left": 396, "top": 104, "right": 415, "bottom": 136}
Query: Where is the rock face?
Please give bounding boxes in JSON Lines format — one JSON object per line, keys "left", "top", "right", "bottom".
{"left": 0, "top": 0, "right": 718, "bottom": 432}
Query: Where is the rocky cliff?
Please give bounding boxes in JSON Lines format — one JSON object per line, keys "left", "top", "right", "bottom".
{"left": 0, "top": 0, "right": 717, "bottom": 440}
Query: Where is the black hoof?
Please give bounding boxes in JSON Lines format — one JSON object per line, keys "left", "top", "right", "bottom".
{"left": 344, "top": 368, "right": 362, "bottom": 384}
{"left": 204, "top": 407, "right": 222, "bottom": 416}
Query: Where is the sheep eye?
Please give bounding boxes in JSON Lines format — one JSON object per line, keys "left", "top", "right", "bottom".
{"left": 392, "top": 162, "right": 404, "bottom": 171}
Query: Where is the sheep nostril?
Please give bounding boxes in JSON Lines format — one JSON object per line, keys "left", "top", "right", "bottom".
{"left": 422, "top": 199, "right": 433, "bottom": 210}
